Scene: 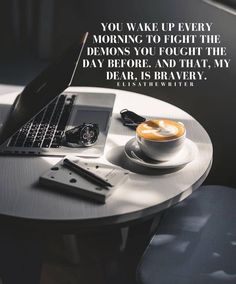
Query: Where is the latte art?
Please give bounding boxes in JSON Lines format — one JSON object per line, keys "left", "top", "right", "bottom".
{"left": 136, "top": 119, "right": 185, "bottom": 141}
{"left": 141, "top": 120, "right": 178, "bottom": 137}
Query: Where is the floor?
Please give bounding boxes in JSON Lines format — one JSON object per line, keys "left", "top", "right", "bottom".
{"left": 39, "top": 224, "right": 151, "bottom": 284}
{"left": 0, "top": 227, "right": 145, "bottom": 284}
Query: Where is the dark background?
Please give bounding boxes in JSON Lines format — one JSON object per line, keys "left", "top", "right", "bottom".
{"left": 0, "top": 0, "right": 235, "bottom": 187}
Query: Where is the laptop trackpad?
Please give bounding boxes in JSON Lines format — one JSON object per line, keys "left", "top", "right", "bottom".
{"left": 66, "top": 107, "right": 111, "bottom": 149}
{"left": 69, "top": 109, "right": 110, "bottom": 132}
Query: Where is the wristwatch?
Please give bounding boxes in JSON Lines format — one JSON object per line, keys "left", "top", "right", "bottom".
{"left": 65, "top": 123, "right": 99, "bottom": 147}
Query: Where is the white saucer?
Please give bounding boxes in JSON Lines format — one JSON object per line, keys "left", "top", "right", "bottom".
{"left": 124, "top": 138, "right": 198, "bottom": 169}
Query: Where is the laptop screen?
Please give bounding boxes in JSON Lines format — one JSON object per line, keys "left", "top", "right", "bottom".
{"left": 0, "top": 33, "right": 88, "bottom": 145}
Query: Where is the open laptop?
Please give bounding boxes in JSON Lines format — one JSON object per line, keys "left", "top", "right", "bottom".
{"left": 0, "top": 33, "right": 116, "bottom": 157}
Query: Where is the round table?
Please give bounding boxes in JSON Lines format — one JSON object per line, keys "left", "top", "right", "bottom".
{"left": 0, "top": 87, "right": 213, "bottom": 231}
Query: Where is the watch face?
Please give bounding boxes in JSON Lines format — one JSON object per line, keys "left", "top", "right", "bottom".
{"left": 65, "top": 123, "right": 99, "bottom": 147}
{"left": 79, "top": 124, "right": 99, "bottom": 146}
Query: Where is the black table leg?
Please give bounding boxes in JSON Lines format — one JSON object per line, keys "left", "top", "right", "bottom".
{"left": 122, "top": 213, "right": 164, "bottom": 283}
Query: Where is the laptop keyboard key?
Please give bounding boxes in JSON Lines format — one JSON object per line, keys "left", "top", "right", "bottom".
{"left": 33, "top": 141, "right": 42, "bottom": 148}
{"left": 42, "top": 139, "right": 51, "bottom": 148}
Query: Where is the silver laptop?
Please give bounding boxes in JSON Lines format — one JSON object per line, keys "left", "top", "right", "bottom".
{"left": 0, "top": 33, "right": 115, "bottom": 157}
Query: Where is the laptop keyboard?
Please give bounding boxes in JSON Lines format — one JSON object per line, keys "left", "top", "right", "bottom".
{"left": 8, "top": 94, "right": 75, "bottom": 149}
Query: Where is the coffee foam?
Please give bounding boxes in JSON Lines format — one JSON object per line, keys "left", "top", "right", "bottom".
{"left": 136, "top": 119, "right": 185, "bottom": 141}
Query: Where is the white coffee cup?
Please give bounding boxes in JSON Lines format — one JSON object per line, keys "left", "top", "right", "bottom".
{"left": 136, "top": 119, "right": 186, "bottom": 161}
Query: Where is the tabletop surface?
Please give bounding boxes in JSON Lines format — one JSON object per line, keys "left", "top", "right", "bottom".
{"left": 0, "top": 87, "right": 213, "bottom": 229}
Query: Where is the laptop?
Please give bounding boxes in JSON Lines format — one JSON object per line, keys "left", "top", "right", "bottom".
{"left": 0, "top": 33, "right": 116, "bottom": 157}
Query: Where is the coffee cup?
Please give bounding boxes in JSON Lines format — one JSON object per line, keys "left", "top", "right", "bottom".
{"left": 136, "top": 119, "right": 186, "bottom": 161}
